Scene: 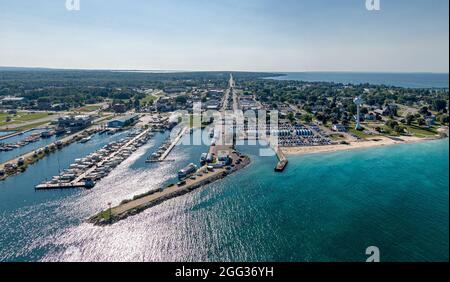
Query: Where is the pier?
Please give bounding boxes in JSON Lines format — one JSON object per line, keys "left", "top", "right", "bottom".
{"left": 90, "top": 151, "right": 250, "bottom": 226}
{"left": 274, "top": 147, "right": 288, "bottom": 172}
{"left": 159, "top": 127, "right": 187, "bottom": 161}
{"left": 145, "top": 126, "right": 187, "bottom": 163}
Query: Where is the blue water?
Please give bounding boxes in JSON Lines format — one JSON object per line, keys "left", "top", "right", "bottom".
{"left": 268, "top": 72, "right": 449, "bottom": 89}
{"left": 0, "top": 130, "right": 448, "bottom": 262}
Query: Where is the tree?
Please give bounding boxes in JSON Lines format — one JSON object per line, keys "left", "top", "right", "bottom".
{"left": 432, "top": 99, "right": 447, "bottom": 112}
{"left": 394, "top": 125, "right": 404, "bottom": 134}
{"left": 406, "top": 114, "right": 414, "bottom": 125}
{"left": 419, "top": 106, "right": 429, "bottom": 115}
{"left": 287, "top": 112, "right": 295, "bottom": 123}
{"left": 417, "top": 118, "right": 426, "bottom": 126}
{"left": 133, "top": 97, "right": 140, "bottom": 110}
{"left": 386, "top": 120, "right": 398, "bottom": 129}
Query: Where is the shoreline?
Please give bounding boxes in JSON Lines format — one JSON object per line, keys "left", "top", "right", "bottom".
{"left": 281, "top": 135, "right": 446, "bottom": 156}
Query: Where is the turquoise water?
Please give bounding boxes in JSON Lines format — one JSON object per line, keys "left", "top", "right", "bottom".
{"left": 268, "top": 72, "right": 449, "bottom": 89}
{"left": 0, "top": 133, "right": 448, "bottom": 262}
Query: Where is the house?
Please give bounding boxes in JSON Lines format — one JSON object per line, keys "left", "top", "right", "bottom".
{"left": 365, "top": 112, "right": 376, "bottom": 121}
{"left": 373, "top": 109, "right": 384, "bottom": 116}
{"left": 107, "top": 114, "right": 139, "bottom": 128}
{"left": 37, "top": 100, "right": 52, "bottom": 110}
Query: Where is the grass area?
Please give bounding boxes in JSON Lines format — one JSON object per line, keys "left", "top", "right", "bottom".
{"left": 12, "top": 120, "right": 51, "bottom": 131}
{"left": 348, "top": 128, "right": 371, "bottom": 139}
{"left": 0, "top": 112, "right": 51, "bottom": 127}
{"left": 140, "top": 95, "right": 155, "bottom": 106}
{"left": 405, "top": 125, "right": 438, "bottom": 138}
{"left": 74, "top": 105, "right": 102, "bottom": 112}
{"left": 329, "top": 134, "right": 346, "bottom": 141}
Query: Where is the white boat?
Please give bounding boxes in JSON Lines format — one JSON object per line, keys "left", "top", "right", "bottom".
{"left": 79, "top": 136, "right": 92, "bottom": 143}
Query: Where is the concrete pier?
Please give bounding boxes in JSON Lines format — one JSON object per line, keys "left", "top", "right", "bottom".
{"left": 274, "top": 147, "right": 288, "bottom": 172}
{"left": 90, "top": 151, "right": 250, "bottom": 226}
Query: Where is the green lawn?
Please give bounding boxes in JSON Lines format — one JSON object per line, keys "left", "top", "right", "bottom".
{"left": 405, "top": 124, "right": 438, "bottom": 138}
{"left": 329, "top": 134, "right": 346, "bottom": 141}
{"left": 75, "top": 105, "right": 102, "bottom": 112}
{"left": 348, "top": 128, "right": 371, "bottom": 139}
{"left": 0, "top": 112, "right": 51, "bottom": 127}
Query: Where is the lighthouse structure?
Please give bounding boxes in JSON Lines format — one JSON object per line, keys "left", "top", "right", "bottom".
{"left": 354, "top": 96, "right": 364, "bottom": 130}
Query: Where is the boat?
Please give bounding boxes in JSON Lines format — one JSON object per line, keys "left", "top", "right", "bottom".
{"left": 41, "top": 131, "right": 53, "bottom": 138}
{"left": 79, "top": 136, "right": 92, "bottom": 143}
{"left": 178, "top": 163, "right": 198, "bottom": 179}
{"left": 55, "top": 128, "right": 66, "bottom": 136}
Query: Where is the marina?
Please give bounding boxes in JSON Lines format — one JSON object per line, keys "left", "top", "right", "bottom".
{"left": 35, "top": 127, "right": 154, "bottom": 190}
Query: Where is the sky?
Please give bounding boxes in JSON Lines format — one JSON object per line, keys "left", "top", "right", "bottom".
{"left": 0, "top": 0, "right": 448, "bottom": 72}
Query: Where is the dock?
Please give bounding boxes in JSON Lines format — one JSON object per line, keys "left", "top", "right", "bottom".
{"left": 159, "top": 127, "right": 187, "bottom": 161}
{"left": 145, "top": 127, "right": 187, "bottom": 163}
{"left": 35, "top": 182, "right": 88, "bottom": 190}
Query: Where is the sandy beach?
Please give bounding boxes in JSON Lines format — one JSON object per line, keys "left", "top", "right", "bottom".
{"left": 281, "top": 135, "right": 443, "bottom": 156}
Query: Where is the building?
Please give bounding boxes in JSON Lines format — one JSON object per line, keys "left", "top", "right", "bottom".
{"left": 57, "top": 115, "right": 92, "bottom": 131}
{"left": 1, "top": 96, "right": 25, "bottom": 108}
{"left": 204, "top": 99, "right": 221, "bottom": 110}
{"left": 112, "top": 103, "right": 127, "bottom": 113}
{"left": 107, "top": 114, "right": 139, "bottom": 128}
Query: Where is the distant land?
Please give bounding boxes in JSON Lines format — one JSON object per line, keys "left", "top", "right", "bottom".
{"left": 267, "top": 72, "right": 449, "bottom": 89}
{"left": 1, "top": 67, "right": 448, "bottom": 89}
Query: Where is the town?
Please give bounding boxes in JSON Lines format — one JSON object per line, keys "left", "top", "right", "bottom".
{"left": 1, "top": 70, "right": 449, "bottom": 183}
